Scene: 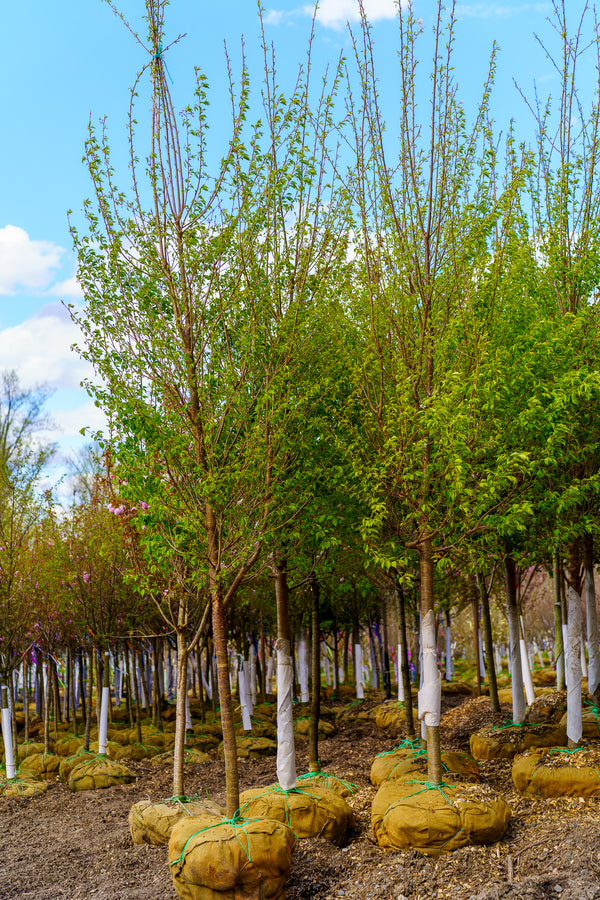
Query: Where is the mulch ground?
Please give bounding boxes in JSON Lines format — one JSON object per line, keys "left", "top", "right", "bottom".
{"left": 2, "top": 692, "right": 600, "bottom": 900}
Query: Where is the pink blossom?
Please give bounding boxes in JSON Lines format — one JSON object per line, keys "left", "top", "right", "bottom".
{"left": 139, "top": 501, "right": 149, "bottom": 510}
{"left": 82, "top": 572, "right": 91, "bottom": 584}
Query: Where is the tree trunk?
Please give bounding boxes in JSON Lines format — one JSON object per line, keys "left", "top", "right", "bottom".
{"left": 84, "top": 649, "right": 94, "bottom": 752}
{"left": 472, "top": 585, "right": 482, "bottom": 697}
{"left": 212, "top": 593, "right": 239, "bottom": 818}
{"left": 23, "top": 658, "right": 30, "bottom": 744}
{"left": 552, "top": 549, "right": 566, "bottom": 690}
{"left": 478, "top": 573, "right": 500, "bottom": 713}
{"left": 419, "top": 539, "right": 442, "bottom": 782}
{"left": 504, "top": 554, "right": 526, "bottom": 723}
{"left": 395, "top": 579, "right": 416, "bottom": 741}
{"left": 275, "top": 559, "right": 296, "bottom": 790}
{"left": 131, "top": 642, "right": 143, "bottom": 745}
{"left": 583, "top": 534, "right": 600, "bottom": 702}
{"left": 173, "top": 630, "right": 188, "bottom": 800}
{"left": 43, "top": 661, "right": 50, "bottom": 755}
{"left": 308, "top": 573, "right": 321, "bottom": 773}
{"left": 566, "top": 541, "right": 583, "bottom": 747}
{"left": 381, "top": 600, "right": 391, "bottom": 700}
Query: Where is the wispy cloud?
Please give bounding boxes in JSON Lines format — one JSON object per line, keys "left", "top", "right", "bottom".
{"left": 0, "top": 225, "right": 64, "bottom": 295}
{"left": 266, "top": 0, "right": 399, "bottom": 30}
{"left": 456, "top": 3, "right": 551, "bottom": 19}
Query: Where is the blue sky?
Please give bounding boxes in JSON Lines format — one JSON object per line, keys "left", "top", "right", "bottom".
{"left": 0, "top": 0, "right": 575, "bottom": 487}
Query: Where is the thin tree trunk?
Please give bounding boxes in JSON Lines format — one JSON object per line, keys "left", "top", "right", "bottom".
{"left": 566, "top": 542, "right": 583, "bottom": 747}
{"left": 131, "top": 642, "right": 143, "bottom": 744}
{"left": 419, "top": 539, "right": 442, "bottom": 782}
{"left": 70, "top": 650, "right": 78, "bottom": 735}
{"left": 212, "top": 593, "right": 238, "bottom": 818}
{"left": 478, "top": 573, "right": 500, "bottom": 713}
{"left": 381, "top": 600, "right": 391, "bottom": 700}
{"left": 308, "top": 573, "right": 321, "bottom": 773}
{"left": 43, "top": 661, "right": 50, "bottom": 755}
{"left": 84, "top": 649, "right": 94, "bottom": 752}
{"left": 505, "top": 554, "right": 526, "bottom": 723}
{"left": 552, "top": 549, "right": 566, "bottom": 690}
{"left": 23, "top": 658, "right": 30, "bottom": 744}
{"left": 395, "top": 579, "right": 416, "bottom": 741}
{"left": 8, "top": 672, "right": 18, "bottom": 773}
{"left": 275, "top": 559, "right": 296, "bottom": 791}
{"left": 472, "top": 586, "right": 482, "bottom": 697}
{"left": 583, "top": 534, "right": 600, "bottom": 702}
{"left": 173, "top": 629, "right": 188, "bottom": 800}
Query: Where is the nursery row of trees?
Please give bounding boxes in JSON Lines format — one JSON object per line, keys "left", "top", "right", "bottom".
{"left": 3, "top": 0, "right": 600, "bottom": 805}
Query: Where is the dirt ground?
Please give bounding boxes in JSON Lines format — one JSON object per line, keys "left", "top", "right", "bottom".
{"left": 2, "top": 693, "right": 600, "bottom": 900}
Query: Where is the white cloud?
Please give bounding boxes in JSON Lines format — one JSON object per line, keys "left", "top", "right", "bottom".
{"left": 267, "top": 0, "right": 399, "bottom": 29}
{"left": 456, "top": 3, "right": 551, "bottom": 18}
{"left": 48, "top": 275, "right": 83, "bottom": 299}
{"left": 0, "top": 225, "right": 64, "bottom": 295}
{"left": 51, "top": 400, "right": 107, "bottom": 442}
{"left": 0, "top": 307, "right": 91, "bottom": 390}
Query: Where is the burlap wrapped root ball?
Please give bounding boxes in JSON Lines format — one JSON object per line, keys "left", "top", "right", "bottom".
{"left": 373, "top": 702, "right": 419, "bottom": 730}
{"left": 238, "top": 784, "right": 353, "bottom": 846}
{"left": 150, "top": 748, "right": 211, "bottom": 767}
{"left": 370, "top": 747, "right": 480, "bottom": 787}
{"left": 129, "top": 798, "right": 225, "bottom": 846}
{"left": 59, "top": 751, "right": 98, "bottom": 782}
{"left": 371, "top": 780, "right": 511, "bottom": 856}
{"left": 293, "top": 718, "right": 336, "bottom": 739}
{"left": 470, "top": 722, "right": 567, "bottom": 760}
{"left": 0, "top": 775, "right": 47, "bottom": 797}
{"left": 512, "top": 746, "right": 600, "bottom": 799}
{"left": 169, "top": 813, "right": 295, "bottom": 900}
{"left": 559, "top": 707, "right": 600, "bottom": 740}
{"left": 294, "top": 771, "right": 357, "bottom": 798}
{"left": 54, "top": 735, "right": 85, "bottom": 757}
{"left": 68, "top": 758, "right": 134, "bottom": 791}
{"left": 19, "top": 752, "right": 62, "bottom": 779}
{"left": 525, "top": 691, "right": 566, "bottom": 725}
{"left": 15, "top": 742, "right": 45, "bottom": 762}
{"left": 114, "top": 742, "right": 162, "bottom": 761}
{"left": 217, "top": 737, "right": 276, "bottom": 760}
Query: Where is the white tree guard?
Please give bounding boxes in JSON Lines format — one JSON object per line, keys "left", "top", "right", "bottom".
{"left": 1, "top": 702, "right": 15, "bottom": 779}
{"left": 397, "top": 643, "right": 405, "bottom": 702}
{"left": 249, "top": 645, "right": 257, "bottom": 706}
{"left": 266, "top": 655, "right": 274, "bottom": 695}
{"left": 297, "top": 639, "right": 310, "bottom": 703}
{"left": 354, "top": 644, "right": 364, "bottom": 699}
{"left": 581, "top": 640, "right": 588, "bottom": 678}
{"left": 445, "top": 624, "right": 453, "bottom": 681}
{"left": 114, "top": 666, "right": 122, "bottom": 706}
{"left": 566, "top": 585, "right": 583, "bottom": 744}
{"left": 585, "top": 562, "right": 600, "bottom": 696}
{"left": 238, "top": 665, "right": 252, "bottom": 731}
{"left": 520, "top": 638, "right": 536, "bottom": 706}
{"left": 98, "top": 686, "right": 110, "bottom": 755}
{"left": 276, "top": 643, "right": 296, "bottom": 791}
{"left": 507, "top": 604, "right": 526, "bottom": 723}
{"left": 418, "top": 610, "right": 441, "bottom": 731}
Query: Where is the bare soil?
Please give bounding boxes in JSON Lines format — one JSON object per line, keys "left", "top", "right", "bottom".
{"left": 2, "top": 693, "right": 600, "bottom": 900}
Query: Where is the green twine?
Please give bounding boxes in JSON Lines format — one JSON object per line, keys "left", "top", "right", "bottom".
{"left": 153, "top": 43, "right": 174, "bottom": 84}
{"left": 389, "top": 778, "right": 454, "bottom": 807}
{"left": 376, "top": 738, "right": 421, "bottom": 758}
{"left": 169, "top": 813, "right": 261, "bottom": 869}
{"left": 296, "top": 771, "right": 358, "bottom": 795}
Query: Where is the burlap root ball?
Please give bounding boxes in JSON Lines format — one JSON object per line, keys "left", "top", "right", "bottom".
{"left": 217, "top": 737, "right": 277, "bottom": 760}
{"left": 370, "top": 747, "right": 480, "bottom": 787}
{"left": 150, "top": 748, "right": 212, "bottom": 767}
{"left": 237, "top": 783, "right": 353, "bottom": 846}
{"left": 169, "top": 813, "right": 295, "bottom": 900}
{"left": 371, "top": 779, "right": 511, "bottom": 856}
{"left": 512, "top": 747, "right": 600, "bottom": 799}
{"left": 293, "top": 718, "right": 336, "bottom": 739}
{"left": 470, "top": 722, "right": 567, "bottom": 760}
{"left": 129, "top": 798, "right": 225, "bottom": 846}
{"left": 59, "top": 751, "right": 98, "bottom": 782}
{"left": 188, "top": 732, "right": 220, "bottom": 753}
{"left": 0, "top": 775, "right": 48, "bottom": 797}
{"left": 15, "top": 742, "right": 45, "bottom": 762}
{"left": 294, "top": 771, "right": 357, "bottom": 798}
{"left": 68, "top": 758, "right": 134, "bottom": 791}
{"left": 20, "top": 752, "right": 62, "bottom": 779}
{"left": 53, "top": 736, "right": 85, "bottom": 757}
{"left": 373, "top": 702, "right": 419, "bottom": 730}
{"left": 114, "top": 743, "right": 162, "bottom": 761}
{"left": 558, "top": 708, "right": 600, "bottom": 741}
{"left": 525, "top": 691, "right": 567, "bottom": 725}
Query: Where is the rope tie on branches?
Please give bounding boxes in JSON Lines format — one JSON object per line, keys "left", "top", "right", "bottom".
{"left": 153, "top": 43, "right": 174, "bottom": 84}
